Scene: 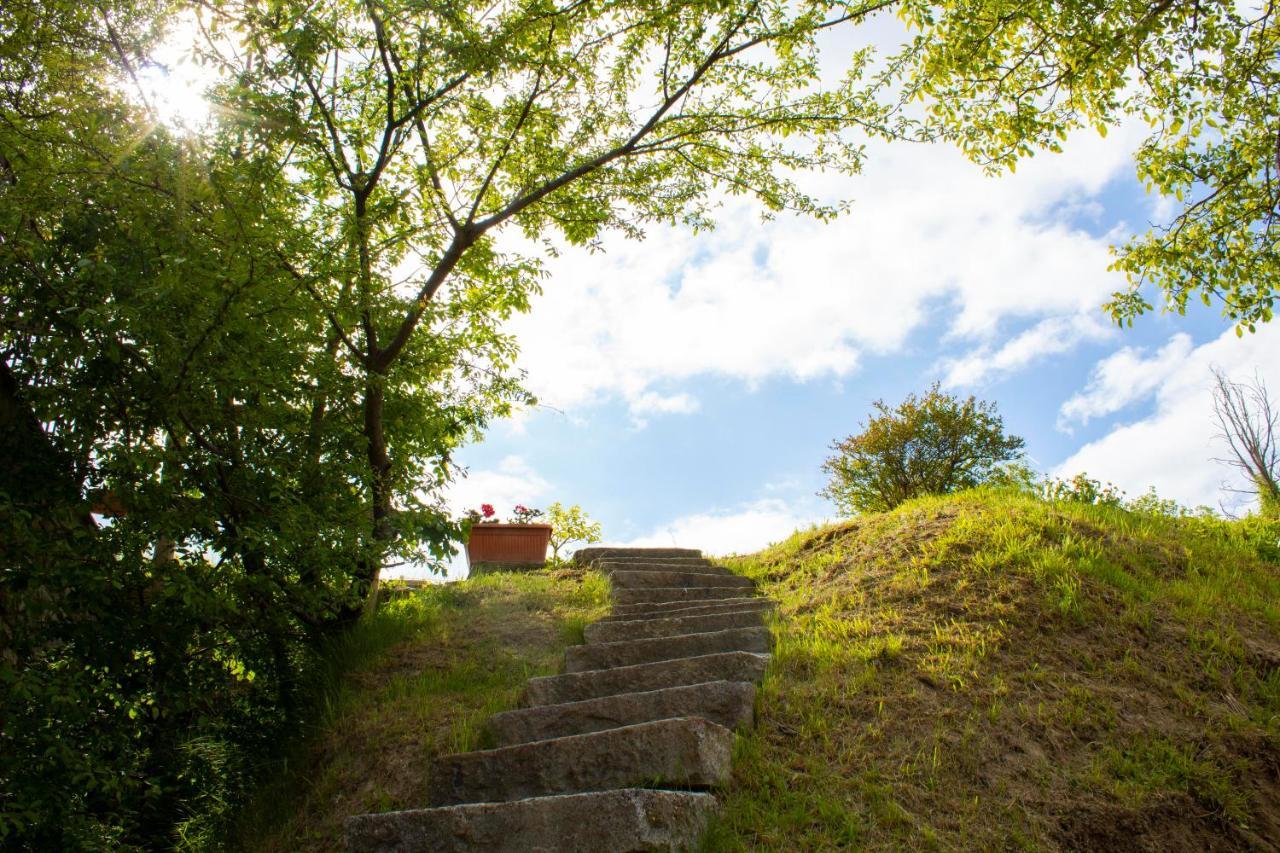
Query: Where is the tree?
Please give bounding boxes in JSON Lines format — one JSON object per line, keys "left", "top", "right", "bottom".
{"left": 1211, "top": 368, "right": 1280, "bottom": 517}
{"left": 199, "top": 0, "right": 909, "bottom": 600}
{"left": 0, "top": 1, "right": 502, "bottom": 843}
{"left": 546, "top": 502, "right": 603, "bottom": 562}
{"left": 820, "top": 384, "right": 1025, "bottom": 514}
{"left": 899, "top": 0, "right": 1280, "bottom": 332}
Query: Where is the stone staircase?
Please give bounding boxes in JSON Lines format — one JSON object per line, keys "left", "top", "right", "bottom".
{"left": 345, "top": 548, "right": 773, "bottom": 852}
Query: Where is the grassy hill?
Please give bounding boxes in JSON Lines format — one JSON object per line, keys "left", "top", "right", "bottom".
{"left": 235, "top": 489, "right": 1279, "bottom": 851}
{"left": 710, "top": 488, "right": 1280, "bottom": 851}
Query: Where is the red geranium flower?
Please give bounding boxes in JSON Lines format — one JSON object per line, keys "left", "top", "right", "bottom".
{"left": 480, "top": 503, "right": 495, "bottom": 518}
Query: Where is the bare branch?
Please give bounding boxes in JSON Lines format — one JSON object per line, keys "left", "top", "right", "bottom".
{"left": 1211, "top": 366, "right": 1280, "bottom": 514}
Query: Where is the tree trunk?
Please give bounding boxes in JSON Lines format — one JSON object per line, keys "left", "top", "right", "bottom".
{"left": 362, "top": 373, "right": 392, "bottom": 614}
{"left": 0, "top": 357, "right": 86, "bottom": 513}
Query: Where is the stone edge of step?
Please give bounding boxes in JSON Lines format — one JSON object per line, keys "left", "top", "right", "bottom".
{"left": 485, "top": 679, "right": 756, "bottom": 747}
{"left": 427, "top": 715, "right": 736, "bottom": 806}
{"left": 564, "top": 625, "right": 773, "bottom": 673}
{"left": 584, "top": 608, "right": 769, "bottom": 643}
{"left": 345, "top": 788, "right": 721, "bottom": 853}
{"left": 603, "top": 598, "right": 775, "bottom": 622}
{"left": 524, "top": 650, "right": 772, "bottom": 706}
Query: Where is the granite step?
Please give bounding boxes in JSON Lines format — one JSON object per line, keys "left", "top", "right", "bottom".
{"left": 603, "top": 598, "right": 774, "bottom": 622}
{"left": 585, "top": 608, "right": 768, "bottom": 644}
{"left": 610, "top": 570, "right": 755, "bottom": 590}
{"left": 576, "top": 547, "right": 702, "bottom": 561}
{"left": 346, "top": 788, "right": 719, "bottom": 852}
{"left": 565, "top": 626, "right": 772, "bottom": 673}
{"left": 595, "top": 561, "right": 732, "bottom": 576}
{"left": 592, "top": 555, "right": 716, "bottom": 565}
{"left": 613, "top": 586, "right": 758, "bottom": 605}
{"left": 428, "top": 717, "right": 733, "bottom": 806}
{"left": 486, "top": 680, "right": 755, "bottom": 746}
{"left": 525, "top": 650, "right": 770, "bottom": 705}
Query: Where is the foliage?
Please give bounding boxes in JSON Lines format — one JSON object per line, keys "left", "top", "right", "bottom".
{"left": 199, "top": 0, "right": 912, "bottom": 599}
{"left": 1007, "top": 471, "right": 1219, "bottom": 520}
{"left": 898, "top": 0, "right": 1280, "bottom": 332}
{"left": 713, "top": 488, "right": 1280, "bottom": 849}
{"left": 545, "top": 502, "right": 604, "bottom": 561}
{"left": 985, "top": 460, "right": 1041, "bottom": 492}
{"left": 820, "top": 384, "right": 1025, "bottom": 514}
{"left": 0, "top": 1, "right": 509, "bottom": 847}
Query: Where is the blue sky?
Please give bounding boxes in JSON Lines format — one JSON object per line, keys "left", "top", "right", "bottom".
{"left": 420, "top": 124, "right": 1277, "bottom": 579}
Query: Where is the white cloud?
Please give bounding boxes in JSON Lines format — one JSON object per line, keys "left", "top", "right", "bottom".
{"left": 1055, "top": 326, "right": 1280, "bottom": 512}
{"left": 621, "top": 499, "right": 823, "bottom": 556}
{"left": 939, "top": 314, "right": 1113, "bottom": 387}
{"left": 1057, "top": 333, "right": 1194, "bottom": 428}
{"left": 445, "top": 454, "right": 550, "bottom": 518}
{"left": 627, "top": 391, "right": 700, "bottom": 427}
{"left": 509, "top": 118, "right": 1149, "bottom": 419}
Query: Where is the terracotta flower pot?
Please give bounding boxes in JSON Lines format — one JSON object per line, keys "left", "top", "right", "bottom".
{"left": 465, "top": 523, "right": 552, "bottom": 576}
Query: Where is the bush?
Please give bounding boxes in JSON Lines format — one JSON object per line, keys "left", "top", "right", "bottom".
{"left": 820, "top": 384, "right": 1025, "bottom": 514}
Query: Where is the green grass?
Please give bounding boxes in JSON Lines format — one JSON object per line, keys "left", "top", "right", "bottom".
{"left": 230, "top": 568, "right": 609, "bottom": 852}
{"left": 706, "top": 488, "right": 1280, "bottom": 851}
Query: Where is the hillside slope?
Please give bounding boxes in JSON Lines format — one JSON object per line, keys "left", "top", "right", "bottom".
{"left": 711, "top": 489, "right": 1280, "bottom": 851}
{"left": 233, "top": 571, "right": 609, "bottom": 851}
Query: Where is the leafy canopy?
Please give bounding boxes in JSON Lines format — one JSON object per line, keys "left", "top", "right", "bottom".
{"left": 898, "top": 0, "right": 1280, "bottom": 331}
{"left": 195, "top": 0, "right": 912, "bottom": 598}
{"left": 821, "top": 384, "right": 1026, "bottom": 514}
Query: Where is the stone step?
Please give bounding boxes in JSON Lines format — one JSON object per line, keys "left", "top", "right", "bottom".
{"left": 525, "top": 651, "right": 770, "bottom": 706}
{"left": 610, "top": 570, "right": 755, "bottom": 590}
{"left": 585, "top": 609, "right": 768, "bottom": 644}
{"left": 428, "top": 717, "right": 733, "bottom": 806}
{"left": 486, "top": 680, "right": 755, "bottom": 746}
{"left": 603, "top": 598, "right": 774, "bottom": 622}
{"left": 346, "top": 788, "right": 719, "bottom": 852}
{"left": 594, "top": 555, "right": 716, "bottom": 565}
{"left": 576, "top": 547, "right": 702, "bottom": 562}
{"left": 613, "top": 586, "right": 757, "bottom": 605}
{"left": 596, "top": 561, "right": 731, "bottom": 576}
{"left": 565, "top": 626, "right": 772, "bottom": 673}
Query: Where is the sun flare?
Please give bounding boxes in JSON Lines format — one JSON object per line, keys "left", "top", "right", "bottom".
{"left": 129, "top": 14, "right": 216, "bottom": 131}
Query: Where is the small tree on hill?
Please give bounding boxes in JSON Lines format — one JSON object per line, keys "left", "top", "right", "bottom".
{"left": 821, "top": 385, "right": 1025, "bottom": 515}
{"left": 546, "top": 503, "right": 603, "bottom": 562}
